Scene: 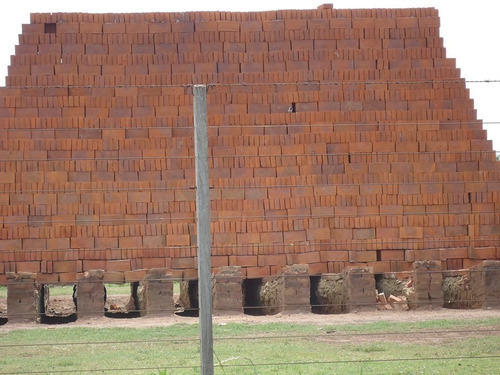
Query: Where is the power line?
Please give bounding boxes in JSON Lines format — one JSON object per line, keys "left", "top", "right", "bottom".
{"left": 1, "top": 78, "right": 500, "bottom": 91}
{"left": 1, "top": 120, "right": 497, "bottom": 131}
{"left": 0, "top": 149, "right": 498, "bottom": 162}
{"left": 0, "top": 355, "right": 498, "bottom": 374}
{"left": 2, "top": 209, "right": 500, "bottom": 226}
{"left": 0, "top": 329, "right": 497, "bottom": 348}
{"left": 0, "top": 237, "right": 499, "bottom": 257}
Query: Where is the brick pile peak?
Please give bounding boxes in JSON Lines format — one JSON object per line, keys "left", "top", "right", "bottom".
{"left": 0, "top": 7, "right": 499, "bottom": 284}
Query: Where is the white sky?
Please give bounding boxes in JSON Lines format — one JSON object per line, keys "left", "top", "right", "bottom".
{"left": 0, "top": 0, "right": 498, "bottom": 150}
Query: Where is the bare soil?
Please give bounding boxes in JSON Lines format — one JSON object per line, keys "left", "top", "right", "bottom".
{"left": 1, "top": 294, "right": 499, "bottom": 338}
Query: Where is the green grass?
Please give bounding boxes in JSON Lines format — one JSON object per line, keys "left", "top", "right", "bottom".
{"left": 0, "top": 318, "right": 498, "bottom": 374}
{"left": 0, "top": 286, "right": 6, "bottom": 299}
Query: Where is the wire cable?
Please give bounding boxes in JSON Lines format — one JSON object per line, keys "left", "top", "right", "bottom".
{"left": 0, "top": 355, "right": 498, "bottom": 374}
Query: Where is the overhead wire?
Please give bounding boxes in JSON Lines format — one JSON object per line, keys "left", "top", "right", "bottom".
{"left": 0, "top": 78, "right": 499, "bottom": 90}
{"left": 0, "top": 355, "right": 498, "bottom": 374}
{"left": 0, "top": 328, "right": 498, "bottom": 348}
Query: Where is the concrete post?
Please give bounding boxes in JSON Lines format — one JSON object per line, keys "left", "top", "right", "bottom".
{"left": 343, "top": 266, "right": 376, "bottom": 312}
{"left": 212, "top": 266, "right": 243, "bottom": 315}
{"left": 412, "top": 260, "right": 444, "bottom": 309}
{"left": 469, "top": 260, "right": 500, "bottom": 309}
{"left": 7, "top": 272, "right": 41, "bottom": 323}
{"left": 282, "top": 264, "right": 310, "bottom": 313}
{"left": 194, "top": 84, "right": 214, "bottom": 375}
{"left": 76, "top": 270, "right": 105, "bottom": 319}
{"left": 138, "top": 268, "right": 174, "bottom": 316}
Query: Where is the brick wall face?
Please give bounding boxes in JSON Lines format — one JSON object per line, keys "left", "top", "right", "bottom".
{"left": 0, "top": 7, "right": 499, "bottom": 283}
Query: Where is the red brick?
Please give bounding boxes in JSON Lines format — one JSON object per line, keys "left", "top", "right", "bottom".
{"left": 351, "top": 251, "right": 377, "bottom": 263}
{"left": 399, "top": 227, "right": 424, "bottom": 239}
{"left": 166, "top": 235, "right": 190, "bottom": 246}
{"left": 246, "top": 266, "right": 271, "bottom": 278}
{"left": 320, "top": 251, "right": 349, "bottom": 262}
{"left": 106, "top": 260, "right": 131, "bottom": 272}
{"left": 59, "top": 273, "right": 78, "bottom": 283}
{"left": 119, "top": 236, "right": 142, "bottom": 249}
{"left": 142, "top": 258, "right": 167, "bottom": 269}
{"left": 292, "top": 252, "right": 321, "bottom": 264}
{"left": 229, "top": 256, "right": 258, "bottom": 267}
{"left": 53, "top": 261, "right": 79, "bottom": 273}
{"left": 171, "top": 257, "right": 195, "bottom": 269}
{"left": 473, "top": 247, "right": 496, "bottom": 260}
{"left": 71, "top": 237, "right": 94, "bottom": 249}
{"left": 306, "top": 228, "right": 330, "bottom": 241}
{"left": 380, "top": 250, "right": 405, "bottom": 261}
{"left": 212, "top": 256, "right": 229, "bottom": 268}
{"left": 83, "top": 260, "right": 107, "bottom": 270}
{"left": 36, "top": 273, "right": 59, "bottom": 284}
{"left": 16, "top": 261, "right": 41, "bottom": 273}
{"left": 104, "top": 272, "right": 125, "bottom": 283}
{"left": 124, "top": 269, "right": 147, "bottom": 282}
{"left": 258, "top": 254, "right": 287, "bottom": 267}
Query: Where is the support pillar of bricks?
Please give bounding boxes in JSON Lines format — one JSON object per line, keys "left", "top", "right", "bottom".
{"left": 343, "top": 266, "right": 376, "bottom": 312}
{"left": 282, "top": 264, "right": 310, "bottom": 313}
{"left": 138, "top": 268, "right": 174, "bottom": 316}
{"left": 212, "top": 266, "right": 243, "bottom": 315}
{"left": 412, "top": 260, "right": 443, "bottom": 309}
{"left": 76, "top": 270, "right": 105, "bottom": 319}
{"left": 7, "top": 272, "right": 41, "bottom": 323}
{"left": 469, "top": 260, "right": 500, "bottom": 309}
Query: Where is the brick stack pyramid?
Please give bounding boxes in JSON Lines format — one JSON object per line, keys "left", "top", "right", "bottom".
{"left": 0, "top": 4, "right": 499, "bottom": 284}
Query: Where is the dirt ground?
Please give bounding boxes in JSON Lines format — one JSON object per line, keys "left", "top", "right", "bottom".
{"left": 1, "top": 294, "right": 499, "bottom": 337}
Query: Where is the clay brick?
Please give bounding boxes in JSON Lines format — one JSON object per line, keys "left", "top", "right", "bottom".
{"left": 306, "top": 228, "right": 330, "bottom": 241}
{"left": 16, "top": 262, "right": 41, "bottom": 273}
{"left": 380, "top": 250, "right": 405, "bottom": 261}
{"left": 171, "top": 257, "right": 195, "bottom": 269}
{"left": 195, "top": 21, "right": 218, "bottom": 32}
{"left": 103, "top": 271, "right": 125, "bottom": 283}
{"left": 399, "top": 227, "right": 424, "bottom": 239}
{"left": 71, "top": 237, "right": 94, "bottom": 249}
{"left": 320, "top": 250, "right": 349, "bottom": 262}
{"left": 0, "top": 8, "right": 497, "bottom": 287}
{"left": 351, "top": 251, "right": 377, "bottom": 263}
{"left": 473, "top": 247, "right": 496, "bottom": 259}
{"left": 166, "top": 235, "right": 190, "bottom": 246}
{"left": 53, "top": 261, "right": 79, "bottom": 273}
{"left": 83, "top": 260, "right": 107, "bottom": 270}
{"left": 246, "top": 266, "right": 271, "bottom": 278}
{"left": 218, "top": 21, "right": 239, "bottom": 32}
{"left": 172, "top": 22, "right": 194, "bottom": 33}
{"left": 95, "top": 237, "right": 118, "bottom": 250}
{"left": 36, "top": 273, "right": 59, "bottom": 284}
{"left": 119, "top": 236, "right": 142, "bottom": 249}
{"left": 353, "top": 229, "right": 375, "bottom": 240}
{"left": 142, "top": 258, "right": 167, "bottom": 269}
{"left": 229, "top": 256, "right": 258, "bottom": 267}
{"left": 212, "top": 256, "right": 229, "bottom": 268}
{"left": 258, "top": 254, "right": 286, "bottom": 267}
{"left": 59, "top": 273, "right": 78, "bottom": 284}
{"left": 292, "top": 251, "right": 320, "bottom": 264}
{"left": 124, "top": 269, "right": 147, "bottom": 282}
{"left": 444, "top": 248, "right": 468, "bottom": 259}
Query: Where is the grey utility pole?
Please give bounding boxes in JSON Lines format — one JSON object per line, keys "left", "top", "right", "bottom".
{"left": 193, "top": 84, "right": 214, "bottom": 375}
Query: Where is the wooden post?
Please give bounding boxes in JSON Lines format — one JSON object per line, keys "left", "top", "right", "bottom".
{"left": 193, "top": 84, "right": 214, "bottom": 375}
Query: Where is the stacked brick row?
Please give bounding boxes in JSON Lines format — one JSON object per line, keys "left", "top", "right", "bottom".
{"left": 0, "top": 6, "right": 499, "bottom": 284}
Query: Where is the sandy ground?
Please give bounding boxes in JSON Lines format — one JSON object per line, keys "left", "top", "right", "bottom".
{"left": 1, "top": 294, "right": 499, "bottom": 335}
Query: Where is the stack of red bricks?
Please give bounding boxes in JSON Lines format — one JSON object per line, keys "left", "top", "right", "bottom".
{"left": 0, "top": 5, "right": 499, "bottom": 284}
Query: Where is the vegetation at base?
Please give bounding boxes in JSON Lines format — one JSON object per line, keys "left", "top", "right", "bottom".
{"left": 0, "top": 318, "right": 498, "bottom": 374}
